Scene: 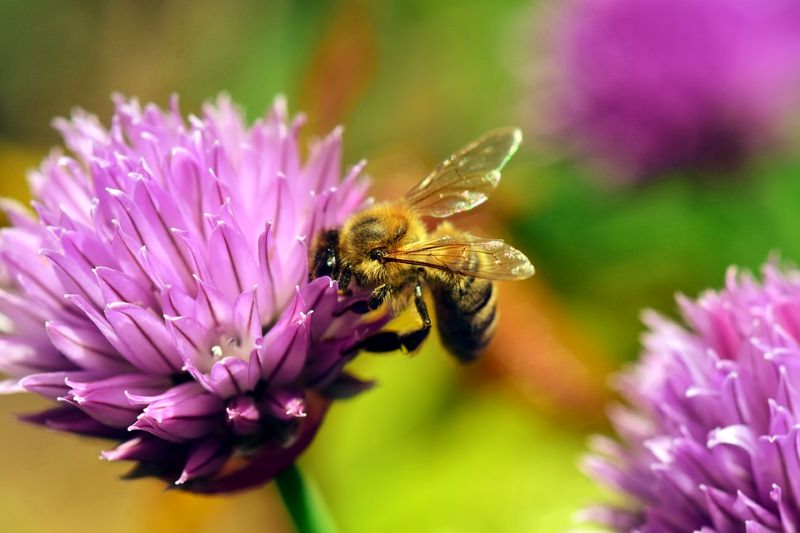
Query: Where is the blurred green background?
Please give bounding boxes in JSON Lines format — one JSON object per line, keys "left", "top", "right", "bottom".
{"left": 2, "top": 0, "right": 800, "bottom": 531}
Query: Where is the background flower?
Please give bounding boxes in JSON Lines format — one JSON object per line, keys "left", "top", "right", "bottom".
{"left": 542, "top": 0, "right": 800, "bottom": 181}
{"left": 0, "top": 94, "right": 386, "bottom": 492}
{"left": 584, "top": 263, "right": 800, "bottom": 530}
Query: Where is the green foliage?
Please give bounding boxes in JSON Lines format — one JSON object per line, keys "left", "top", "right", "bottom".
{"left": 305, "top": 348, "right": 600, "bottom": 532}
{"left": 514, "top": 156, "right": 800, "bottom": 359}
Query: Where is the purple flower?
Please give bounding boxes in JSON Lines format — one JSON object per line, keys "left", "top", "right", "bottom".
{"left": 584, "top": 264, "right": 800, "bottom": 530}
{"left": 0, "top": 94, "right": 387, "bottom": 492}
{"left": 544, "top": 0, "right": 800, "bottom": 181}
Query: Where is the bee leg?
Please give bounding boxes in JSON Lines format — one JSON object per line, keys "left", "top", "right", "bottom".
{"left": 333, "top": 298, "right": 371, "bottom": 317}
{"left": 338, "top": 266, "right": 352, "bottom": 292}
{"left": 350, "top": 279, "right": 431, "bottom": 354}
{"left": 351, "top": 329, "right": 428, "bottom": 354}
{"left": 379, "top": 282, "right": 432, "bottom": 351}
{"left": 368, "top": 284, "right": 395, "bottom": 310}
{"left": 333, "top": 284, "right": 394, "bottom": 322}
{"left": 399, "top": 277, "right": 432, "bottom": 351}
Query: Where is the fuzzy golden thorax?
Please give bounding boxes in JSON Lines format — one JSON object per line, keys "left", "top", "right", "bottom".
{"left": 337, "top": 201, "right": 428, "bottom": 288}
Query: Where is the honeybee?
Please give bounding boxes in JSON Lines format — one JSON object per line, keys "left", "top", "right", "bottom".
{"left": 311, "top": 128, "right": 534, "bottom": 363}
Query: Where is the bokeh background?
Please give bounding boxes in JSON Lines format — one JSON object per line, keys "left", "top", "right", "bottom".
{"left": 3, "top": 0, "right": 800, "bottom": 531}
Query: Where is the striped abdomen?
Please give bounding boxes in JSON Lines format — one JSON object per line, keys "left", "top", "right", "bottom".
{"left": 431, "top": 272, "right": 498, "bottom": 364}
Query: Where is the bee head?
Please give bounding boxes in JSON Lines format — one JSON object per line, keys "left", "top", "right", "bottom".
{"left": 368, "top": 248, "right": 387, "bottom": 263}
{"left": 338, "top": 203, "right": 426, "bottom": 286}
{"left": 342, "top": 213, "right": 405, "bottom": 259}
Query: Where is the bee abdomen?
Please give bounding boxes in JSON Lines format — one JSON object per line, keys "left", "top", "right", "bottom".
{"left": 432, "top": 277, "right": 498, "bottom": 363}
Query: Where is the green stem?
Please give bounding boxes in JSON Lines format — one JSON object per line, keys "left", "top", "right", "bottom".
{"left": 275, "top": 464, "right": 338, "bottom": 533}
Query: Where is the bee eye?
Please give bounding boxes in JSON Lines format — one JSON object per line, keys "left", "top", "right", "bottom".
{"left": 369, "top": 249, "right": 385, "bottom": 261}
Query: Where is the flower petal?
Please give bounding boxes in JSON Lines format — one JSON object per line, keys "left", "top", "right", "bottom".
{"left": 257, "top": 311, "right": 311, "bottom": 387}
{"left": 94, "top": 266, "right": 158, "bottom": 310}
{"left": 206, "top": 220, "right": 258, "bottom": 300}
{"left": 64, "top": 373, "right": 171, "bottom": 427}
{"left": 188, "top": 356, "right": 251, "bottom": 399}
{"left": 105, "top": 302, "right": 182, "bottom": 373}
{"left": 21, "top": 405, "right": 125, "bottom": 439}
{"left": 189, "top": 394, "right": 328, "bottom": 493}
{"left": 46, "top": 320, "right": 131, "bottom": 372}
{"left": 175, "top": 438, "right": 231, "bottom": 486}
{"left": 128, "top": 382, "right": 224, "bottom": 442}
{"left": 225, "top": 396, "right": 261, "bottom": 436}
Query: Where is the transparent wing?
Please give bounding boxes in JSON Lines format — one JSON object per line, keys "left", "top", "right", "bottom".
{"left": 404, "top": 127, "right": 522, "bottom": 218}
{"left": 384, "top": 234, "right": 534, "bottom": 280}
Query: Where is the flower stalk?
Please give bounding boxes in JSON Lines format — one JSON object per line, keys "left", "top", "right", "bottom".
{"left": 276, "top": 464, "right": 338, "bottom": 533}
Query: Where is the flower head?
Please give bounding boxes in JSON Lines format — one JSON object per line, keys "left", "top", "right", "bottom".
{"left": 585, "top": 263, "right": 800, "bottom": 530}
{"left": 544, "top": 0, "right": 800, "bottom": 181}
{"left": 0, "top": 94, "right": 387, "bottom": 492}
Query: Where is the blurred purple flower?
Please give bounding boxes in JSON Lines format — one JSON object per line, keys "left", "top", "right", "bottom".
{"left": 545, "top": 0, "right": 800, "bottom": 181}
{"left": 584, "top": 264, "right": 800, "bottom": 530}
{"left": 0, "top": 94, "right": 386, "bottom": 492}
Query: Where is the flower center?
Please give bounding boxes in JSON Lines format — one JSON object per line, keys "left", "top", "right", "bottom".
{"left": 210, "top": 336, "right": 251, "bottom": 361}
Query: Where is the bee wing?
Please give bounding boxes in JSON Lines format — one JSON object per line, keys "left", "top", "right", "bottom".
{"left": 384, "top": 234, "right": 535, "bottom": 280}
{"left": 404, "top": 127, "right": 522, "bottom": 218}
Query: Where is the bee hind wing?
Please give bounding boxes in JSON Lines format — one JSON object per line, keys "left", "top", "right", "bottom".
{"left": 404, "top": 128, "right": 522, "bottom": 218}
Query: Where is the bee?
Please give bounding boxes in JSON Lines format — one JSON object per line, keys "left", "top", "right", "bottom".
{"left": 310, "top": 128, "right": 534, "bottom": 363}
